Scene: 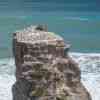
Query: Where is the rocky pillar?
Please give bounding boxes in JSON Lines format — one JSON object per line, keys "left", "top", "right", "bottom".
{"left": 12, "top": 25, "right": 92, "bottom": 100}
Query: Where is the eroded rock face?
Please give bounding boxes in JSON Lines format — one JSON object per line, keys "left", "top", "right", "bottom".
{"left": 12, "top": 25, "right": 91, "bottom": 100}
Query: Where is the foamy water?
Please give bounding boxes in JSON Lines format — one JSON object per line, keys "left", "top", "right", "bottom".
{"left": 0, "top": 58, "right": 15, "bottom": 100}
{"left": 70, "top": 53, "right": 100, "bottom": 100}
{"left": 0, "top": 53, "right": 100, "bottom": 100}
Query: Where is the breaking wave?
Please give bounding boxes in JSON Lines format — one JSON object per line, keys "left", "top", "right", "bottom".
{"left": 0, "top": 52, "right": 100, "bottom": 100}
{"left": 70, "top": 52, "right": 100, "bottom": 100}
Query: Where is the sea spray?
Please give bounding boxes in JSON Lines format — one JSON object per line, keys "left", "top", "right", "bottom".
{"left": 0, "top": 58, "right": 15, "bottom": 100}
{"left": 70, "top": 52, "right": 100, "bottom": 100}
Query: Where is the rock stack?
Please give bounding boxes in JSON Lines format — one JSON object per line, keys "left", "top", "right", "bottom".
{"left": 12, "top": 25, "right": 91, "bottom": 100}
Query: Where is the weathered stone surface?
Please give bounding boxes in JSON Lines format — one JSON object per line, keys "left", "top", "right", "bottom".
{"left": 12, "top": 25, "right": 91, "bottom": 100}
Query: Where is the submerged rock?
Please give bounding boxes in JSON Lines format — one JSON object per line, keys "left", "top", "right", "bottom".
{"left": 12, "top": 25, "right": 91, "bottom": 100}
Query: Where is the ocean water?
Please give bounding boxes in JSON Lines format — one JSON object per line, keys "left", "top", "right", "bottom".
{"left": 0, "top": 13, "right": 100, "bottom": 58}
{"left": 0, "top": 10, "right": 100, "bottom": 100}
{"left": 71, "top": 53, "right": 100, "bottom": 100}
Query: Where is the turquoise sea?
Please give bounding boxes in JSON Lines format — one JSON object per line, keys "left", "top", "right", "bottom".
{"left": 0, "top": 12, "right": 100, "bottom": 58}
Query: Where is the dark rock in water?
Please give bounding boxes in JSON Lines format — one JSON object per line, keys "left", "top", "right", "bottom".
{"left": 12, "top": 25, "right": 92, "bottom": 100}
{"left": 12, "top": 79, "right": 32, "bottom": 100}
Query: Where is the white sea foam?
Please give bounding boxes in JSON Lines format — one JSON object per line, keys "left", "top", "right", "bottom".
{"left": 0, "top": 75, "right": 15, "bottom": 100}
{"left": 0, "top": 58, "right": 15, "bottom": 100}
{"left": 70, "top": 52, "right": 100, "bottom": 100}
{"left": 0, "top": 53, "right": 100, "bottom": 100}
